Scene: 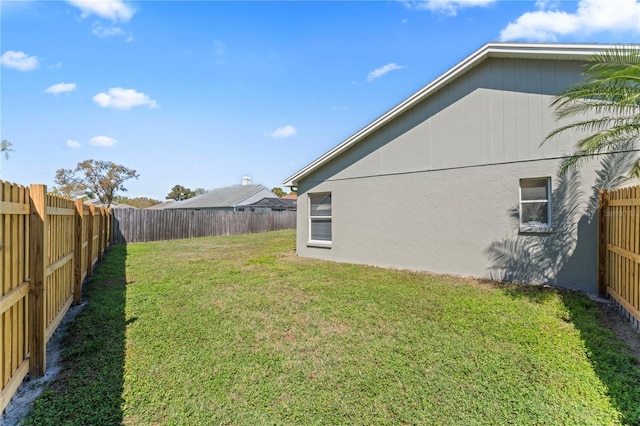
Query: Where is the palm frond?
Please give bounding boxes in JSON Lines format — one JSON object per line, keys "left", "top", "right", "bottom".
{"left": 630, "top": 158, "right": 640, "bottom": 179}
{"left": 544, "top": 45, "right": 640, "bottom": 177}
{"left": 551, "top": 95, "right": 639, "bottom": 121}
{"left": 586, "top": 46, "right": 640, "bottom": 76}
{"left": 544, "top": 115, "right": 640, "bottom": 144}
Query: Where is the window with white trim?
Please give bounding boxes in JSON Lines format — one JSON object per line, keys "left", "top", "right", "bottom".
{"left": 519, "top": 177, "right": 552, "bottom": 231}
{"left": 309, "top": 193, "right": 332, "bottom": 243}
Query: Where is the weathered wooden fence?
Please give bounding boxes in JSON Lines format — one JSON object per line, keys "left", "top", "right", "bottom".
{"left": 1, "top": 182, "right": 111, "bottom": 413}
{"left": 112, "top": 209, "right": 296, "bottom": 244}
{"left": 598, "top": 185, "right": 640, "bottom": 328}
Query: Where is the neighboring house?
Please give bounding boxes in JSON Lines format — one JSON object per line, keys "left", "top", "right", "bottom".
{"left": 84, "top": 199, "right": 136, "bottom": 209}
{"left": 145, "top": 200, "right": 176, "bottom": 210}
{"left": 165, "top": 181, "right": 277, "bottom": 211}
{"left": 239, "top": 197, "right": 297, "bottom": 212}
{"left": 283, "top": 42, "right": 637, "bottom": 294}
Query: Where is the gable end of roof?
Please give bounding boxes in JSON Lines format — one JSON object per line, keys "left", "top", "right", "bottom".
{"left": 282, "top": 42, "right": 625, "bottom": 188}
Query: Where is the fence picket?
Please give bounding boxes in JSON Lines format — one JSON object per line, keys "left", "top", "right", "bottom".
{"left": 111, "top": 209, "right": 296, "bottom": 244}
{"left": 599, "top": 184, "right": 640, "bottom": 328}
{"left": 1, "top": 181, "right": 111, "bottom": 412}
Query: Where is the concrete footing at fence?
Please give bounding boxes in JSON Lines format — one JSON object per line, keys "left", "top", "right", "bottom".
{"left": 611, "top": 298, "right": 640, "bottom": 333}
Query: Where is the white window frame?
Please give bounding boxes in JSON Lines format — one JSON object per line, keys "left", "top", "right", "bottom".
{"left": 308, "top": 192, "right": 332, "bottom": 247}
{"left": 519, "top": 177, "right": 552, "bottom": 233}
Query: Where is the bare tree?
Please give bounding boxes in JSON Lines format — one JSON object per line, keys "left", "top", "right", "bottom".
{"left": 55, "top": 159, "right": 139, "bottom": 207}
{"left": 0, "top": 139, "right": 14, "bottom": 179}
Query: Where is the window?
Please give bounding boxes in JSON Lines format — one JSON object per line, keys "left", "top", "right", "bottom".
{"left": 519, "top": 177, "right": 552, "bottom": 231}
{"left": 309, "top": 193, "right": 332, "bottom": 244}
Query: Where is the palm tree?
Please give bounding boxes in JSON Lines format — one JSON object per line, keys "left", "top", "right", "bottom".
{"left": 544, "top": 46, "right": 640, "bottom": 177}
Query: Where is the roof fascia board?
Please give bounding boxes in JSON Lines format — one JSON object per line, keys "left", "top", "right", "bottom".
{"left": 282, "top": 42, "right": 622, "bottom": 187}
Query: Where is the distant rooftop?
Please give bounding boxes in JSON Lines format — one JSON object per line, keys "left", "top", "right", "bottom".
{"left": 244, "top": 197, "right": 296, "bottom": 211}
{"left": 165, "top": 184, "right": 273, "bottom": 209}
{"left": 84, "top": 199, "right": 136, "bottom": 209}
{"left": 145, "top": 200, "right": 176, "bottom": 210}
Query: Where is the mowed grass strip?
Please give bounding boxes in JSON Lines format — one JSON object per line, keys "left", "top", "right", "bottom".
{"left": 23, "top": 230, "right": 640, "bottom": 425}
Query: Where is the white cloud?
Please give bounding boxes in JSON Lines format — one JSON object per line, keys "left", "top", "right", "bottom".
{"left": 212, "top": 40, "right": 226, "bottom": 63}
{"left": 45, "top": 82, "right": 77, "bottom": 95}
{"left": 88, "top": 136, "right": 118, "bottom": 147}
{"left": 1, "top": 50, "right": 39, "bottom": 71}
{"left": 214, "top": 40, "right": 226, "bottom": 56}
{"left": 66, "top": 0, "right": 135, "bottom": 22}
{"left": 66, "top": 139, "right": 82, "bottom": 149}
{"left": 267, "top": 125, "right": 298, "bottom": 138}
{"left": 405, "top": 0, "right": 496, "bottom": 16}
{"left": 92, "top": 22, "right": 120, "bottom": 36}
{"left": 93, "top": 87, "right": 159, "bottom": 110}
{"left": 367, "top": 63, "right": 405, "bottom": 82}
{"left": 534, "top": 0, "right": 559, "bottom": 8}
{"left": 91, "top": 23, "right": 134, "bottom": 41}
{"left": 500, "top": 0, "right": 640, "bottom": 41}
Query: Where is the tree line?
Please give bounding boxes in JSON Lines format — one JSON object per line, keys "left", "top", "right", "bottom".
{"left": 51, "top": 160, "right": 296, "bottom": 208}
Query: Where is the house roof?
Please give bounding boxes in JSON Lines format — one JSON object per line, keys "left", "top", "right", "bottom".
{"left": 282, "top": 42, "right": 623, "bottom": 188}
{"left": 84, "top": 199, "right": 136, "bottom": 209}
{"left": 145, "top": 200, "right": 176, "bottom": 210}
{"left": 245, "top": 197, "right": 296, "bottom": 210}
{"left": 165, "top": 184, "right": 272, "bottom": 209}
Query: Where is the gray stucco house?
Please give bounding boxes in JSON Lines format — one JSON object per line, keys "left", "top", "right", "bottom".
{"left": 283, "top": 42, "right": 636, "bottom": 294}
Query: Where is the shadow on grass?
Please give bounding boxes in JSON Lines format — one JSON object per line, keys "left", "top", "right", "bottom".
{"left": 501, "top": 283, "right": 640, "bottom": 425}
{"left": 486, "top": 153, "right": 640, "bottom": 424}
{"left": 486, "top": 154, "right": 640, "bottom": 425}
{"left": 559, "top": 292, "right": 640, "bottom": 426}
{"left": 22, "top": 244, "right": 129, "bottom": 426}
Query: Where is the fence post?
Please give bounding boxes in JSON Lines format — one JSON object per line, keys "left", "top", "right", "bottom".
{"left": 101, "top": 209, "right": 106, "bottom": 251}
{"left": 87, "top": 205, "right": 95, "bottom": 278}
{"left": 106, "top": 209, "right": 112, "bottom": 246}
{"left": 98, "top": 208, "right": 104, "bottom": 262}
{"left": 597, "top": 189, "right": 609, "bottom": 298}
{"left": 73, "top": 199, "right": 84, "bottom": 305}
{"left": 28, "top": 184, "right": 47, "bottom": 377}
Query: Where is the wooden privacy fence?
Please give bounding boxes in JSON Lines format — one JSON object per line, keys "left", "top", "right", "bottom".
{"left": 598, "top": 185, "right": 640, "bottom": 328}
{"left": 1, "top": 182, "right": 111, "bottom": 413}
{"left": 112, "top": 209, "right": 296, "bottom": 244}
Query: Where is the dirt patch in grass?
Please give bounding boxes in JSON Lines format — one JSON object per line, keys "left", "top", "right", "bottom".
{"left": 596, "top": 299, "right": 640, "bottom": 363}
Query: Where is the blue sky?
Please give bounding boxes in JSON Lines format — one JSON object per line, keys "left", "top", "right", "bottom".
{"left": 2, "top": 0, "right": 639, "bottom": 200}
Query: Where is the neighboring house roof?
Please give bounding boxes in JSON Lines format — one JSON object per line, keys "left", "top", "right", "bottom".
{"left": 282, "top": 194, "right": 298, "bottom": 201}
{"left": 84, "top": 199, "right": 136, "bottom": 209}
{"left": 165, "top": 184, "right": 276, "bottom": 209}
{"left": 244, "top": 197, "right": 297, "bottom": 210}
{"left": 145, "top": 201, "right": 176, "bottom": 210}
{"left": 282, "top": 42, "right": 620, "bottom": 188}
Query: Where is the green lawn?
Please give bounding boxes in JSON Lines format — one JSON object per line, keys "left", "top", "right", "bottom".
{"left": 23, "top": 230, "right": 640, "bottom": 425}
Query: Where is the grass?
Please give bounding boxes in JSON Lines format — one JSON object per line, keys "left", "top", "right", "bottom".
{"left": 22, "top": 230, "right": 640, "bottom": 425}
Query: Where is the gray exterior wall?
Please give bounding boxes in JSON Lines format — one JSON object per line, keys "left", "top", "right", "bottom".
{"left": 296, "top": 57, "right": 617, "bottom": 293}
